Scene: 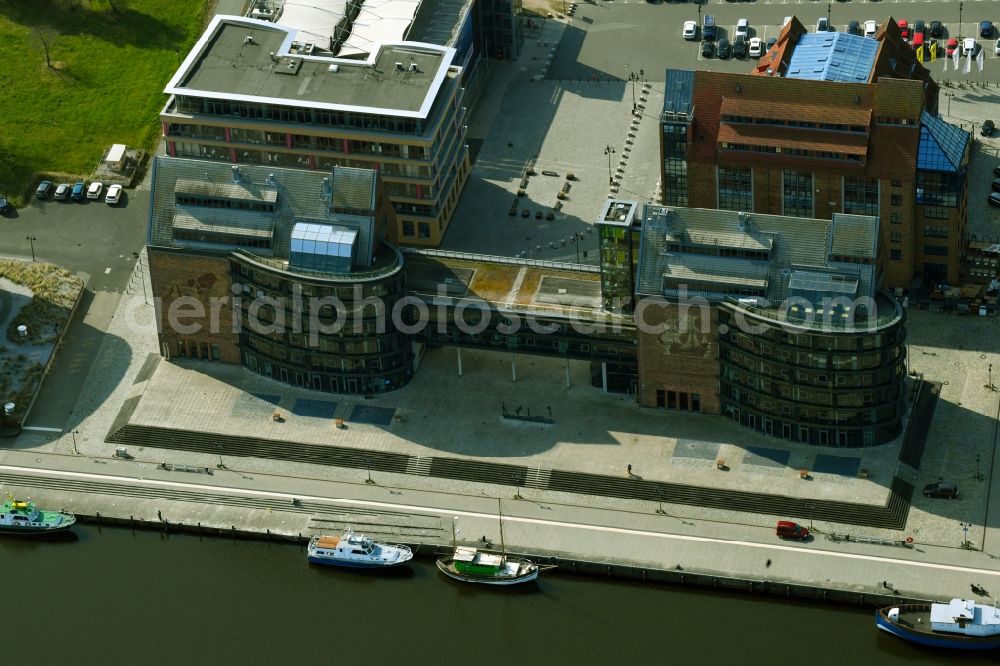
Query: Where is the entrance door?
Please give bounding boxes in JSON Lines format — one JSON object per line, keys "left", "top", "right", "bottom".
{"left": 656, "top": 389, "right": 666, "bottom": 408}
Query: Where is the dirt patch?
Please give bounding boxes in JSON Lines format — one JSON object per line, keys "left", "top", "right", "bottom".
{"left": 522, "top": 0, "right": 563, "bottom": 18}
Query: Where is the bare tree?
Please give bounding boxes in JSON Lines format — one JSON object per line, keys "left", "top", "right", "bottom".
{"left": 34, "top": 27, "right": 59, "bottom": 70}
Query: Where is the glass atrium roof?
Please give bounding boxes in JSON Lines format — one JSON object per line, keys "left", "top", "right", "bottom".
{"left": 918, "top": 111, "right": 970, "bottom": 173}
{"left": 785, "top": 32, "right": 878, "bottom": 83}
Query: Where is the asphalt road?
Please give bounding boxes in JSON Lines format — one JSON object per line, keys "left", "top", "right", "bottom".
{"left": 552, "top": 0, "right": 1000, "bottom": 83}
{"left": 0, "top": 188, "right": 148, "bottom": 293}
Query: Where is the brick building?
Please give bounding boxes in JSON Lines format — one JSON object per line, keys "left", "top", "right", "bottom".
{"left": 661, "top": 18, "right": 970, "bottom": 290}
{"left": 632, "top": 205, "right": 906, "bottom": 446}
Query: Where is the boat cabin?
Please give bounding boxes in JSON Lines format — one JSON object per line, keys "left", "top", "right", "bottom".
{"left": 930, "top": 599, "right": 1000, "bottom": 636}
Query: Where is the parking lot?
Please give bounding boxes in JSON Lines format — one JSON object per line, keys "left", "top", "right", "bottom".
{"left": 0, "top": 185, "right": 148, "bottom": 293}
{"left": 543, "top": 0, "right": 1000, "bottom": 83}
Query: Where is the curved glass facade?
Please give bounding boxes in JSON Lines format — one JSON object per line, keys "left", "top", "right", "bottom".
{"left": 717, "top": 295, "right": 906, "bottom": 447}
{"left": 230, "top": 247, "right": 413, "bottom": 395}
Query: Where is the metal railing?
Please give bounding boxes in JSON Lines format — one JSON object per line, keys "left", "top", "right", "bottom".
{"left": 233, "top": 248, "right": 403, "bottom": 283}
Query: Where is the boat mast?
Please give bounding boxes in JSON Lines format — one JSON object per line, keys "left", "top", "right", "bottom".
{"left": 498, "top": 498, "right": 506, "bottom": 560}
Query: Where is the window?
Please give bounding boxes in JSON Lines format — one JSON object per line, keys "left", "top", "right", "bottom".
{"left": 418, "top": 222, "right": 431, "bottom": 239}
{"left": 890, "top": 231, "right": 902, "bottom": 242}
{"left": 401, "top": 220, "right": 415, "bottom": 236}
{"left": 924, "top": 245, "right": 948, "bottom": 256}
{"left": 923, "top": 206, "right": 949, "bottom": 220}
{"left": 890, "top": 194, "right": 902, "bottom": 206}
{"left": 924, "top": 226, "right": 949, "bottom": 238}
{"left": 890, "top": 249, "right": 902, "bottom": 261}
{"left": 890, "top": 212, "right": 901, "bottom": 224}
{"left": 891, "top": 179, "right": 902, "bottom": 187}
{"left": 843, "top": 176, "right": 879, "bottom": 216}
{"left": 782, "top": 171, "right": 813, "bottom": 216}
{"left": 718, "top": 166, "right": 753, "bottom": 211}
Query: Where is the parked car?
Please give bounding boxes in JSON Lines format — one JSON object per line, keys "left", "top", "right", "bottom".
{"left": 922, "top": 481, "right": 958, "bottom": 499}
{"left": 912, "top": 32, "right": 925, "bottom": 50}
{"left": 748, "top": 37, "right": 763, "bottom": 58}
{"left": 981, "top": 21, "right": 994, "bottom": 38}
{"left": 70, "top": 181, "right": 86, "bottom": 200}
{"left": 991, "top": 178, "right": 1000, "bottom": 193}
{"left": 847, "top": 20, "right": 860, "bottom": 36}
{"left": 990, "top": 192, "right": 1000, "bottom": 208}
{"left": 0, "top": 196, "right": 10, "bottom": 215}
{"left": 735, "top": 18, "right": 749, "bottom": 40}
{"left": 701, "top": 40, "right": 715, "bottom": 58}
{"left": 766, "top": 37, "right": 777, "bottom": 51}
{"left": 703, "top": 14, "right": 716, "bottom": 41}
{"left": 929, "top": 21, "right": 943, "bottom": 39}
{"left": 54, "top": 183, "right": 71, "bottom": 200}
{"left": 683, "top": 20, "right": 697, "bottom": 41}
{"left": 717, "top": 37, "right": 732, "bottom": 59}
{"left": 946, "top": 37, "right": 959, "bottom": 56}
{"left": 994, "top": 164, "right": 1000, "bottom": 177}
{"left": 105, "top": 184, "right": 123, "bottom": 206}
{"left": 86, "top": 181, "right": 104, "bottom": 200}
{"left": 35, "top": 180, "right": 53, "bottom": 199}
{"left": 776, "top": 521, "right": 810, "bottom": 540}
{"left": 816, "top": 17, "right": 829, "bottom": 33}
{"left": 963, "top": 37, "right": 977, "bottom": 56}
{"left": 914, "top": 19, "right": 925, "bottom": 37}
{"left": 733, "top": 35, "right": 748, "bottom": 58}
{"left": 864, "top": 20, "right": 878, "bottom": 38}
{"left": 898, "top": 19, "right": 909, "bottom": 41}
{"left": 995, "top": 38, "right": 1000, "bottom": 56}
{"left": 983, "top": 119, "right": 996, "bottom": 137}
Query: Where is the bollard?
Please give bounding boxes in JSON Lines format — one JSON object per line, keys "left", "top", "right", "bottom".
{"left": 96, "top": 512, "right": 101, "bottom": 526}
{"left": 130, "top": 514, "right": 134, "bottom": 529}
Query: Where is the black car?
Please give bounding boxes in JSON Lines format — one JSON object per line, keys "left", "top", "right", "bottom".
{"left": 847, "top": 20, "right": 860, "bottom": 36}
{"left": 717, "top": 37, "right": 731, "bottom": 59}
{"left": 766, "top": 37, "right": 777, "bottom": 50}
{"left": 923, "top": 481, "right": 958, "bottom": 499}
{"left": 701, "top": 40, "right": 715, "bottom": 58}
{"left": 0, "top": 196, "right": 10, "bottom": 214}
{"left": 733, "top": 35, "right": 747, "bottom": 59}
{"left": 990, "top": 192, "right": 1000, "bottom": 208}
{"left": 914, "top": 19, "right": 925, "bottom": 37}
{"left": 992, "top": 178, "right": 1000, "bottom": 193}
{"left": 994, "top": 164, "right": 1000, "bottom": 177}
{"left": 35, "top": 180, "right": 53, "bottom": 199}
{"left": 981, "top": 21, "right": 993, "bottom": 38}
{"left": 929, "top": 21, "right": 943, "bottom": 38}
{"left": 982, "top": 119, "right": 995, "bottom": 137}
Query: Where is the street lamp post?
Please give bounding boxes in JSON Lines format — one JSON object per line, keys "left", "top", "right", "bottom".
{"left": 71, "top": 429, "right": 80, "bottom": 455}
{"left": 25, "top": 236, "right": 37, "bottom": 262}
{"left": 365, "top": 457, "right": 375, "bottom": 484}
{"left": 946, "top": 92, "right": 954, "bottom": 117}
{"left": 960, "top": 521, "right": 971, "bottom": 548}
{"left": 959, "top": 2, "right": 964, "bottom": 40}
{"left": 827, "top": 3, "right": 831, "bottom": 29}
{"left": 512, "top": 472, "right": 524, "bottom": 500}
{"left": 604, "top": 145, "right": 615, "bottom": 185}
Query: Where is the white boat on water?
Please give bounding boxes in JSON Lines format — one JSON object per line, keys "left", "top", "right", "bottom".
{"left": 307, "top": 530, "right": 413, "bottom": 569}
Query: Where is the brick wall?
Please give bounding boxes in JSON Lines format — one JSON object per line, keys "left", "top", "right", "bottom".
{"left": 635, "top": 300, "right": 721, "bottom": 414}
{"left": 148, "top": 249, "right": 241, "bottom": 363}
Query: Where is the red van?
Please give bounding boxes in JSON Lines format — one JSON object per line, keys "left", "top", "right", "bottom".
{"left": 776, "top": 520, "right": 810, "bottom": 540}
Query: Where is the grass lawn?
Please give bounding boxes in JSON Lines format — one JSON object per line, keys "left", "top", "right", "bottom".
{"left": 0, "top": 0, "right": 212, "bottom": 202}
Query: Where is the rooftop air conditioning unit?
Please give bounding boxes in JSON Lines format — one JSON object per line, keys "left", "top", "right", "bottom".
{"left": 394, "top": 62, "right": 404, "bottom": 72}
{"left": 409, "top": 63, "right": 419, "bottom": 73}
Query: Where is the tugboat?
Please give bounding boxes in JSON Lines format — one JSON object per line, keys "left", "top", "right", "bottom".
{"left": 0, "top": 492, "right": 76, "bottom": 534}
{"left": 307, "top": 529, "right": 413, "bottom": 569}
{"left": 876, "top": 598, "right": 1000, "bottom": 650}
{"left": 436, "top": 500, "right": 552, "bottom": 586}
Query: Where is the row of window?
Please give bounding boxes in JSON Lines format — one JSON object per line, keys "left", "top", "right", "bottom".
{"left": 721, "top": 116, "right": 868, "bottom": 133}
{"left": 175, "top": 194, "right": 275, "bottom": 213}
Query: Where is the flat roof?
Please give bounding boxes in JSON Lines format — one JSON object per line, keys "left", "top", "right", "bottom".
{"left": 166, "top": 15, "right": 456, "bottom": 119}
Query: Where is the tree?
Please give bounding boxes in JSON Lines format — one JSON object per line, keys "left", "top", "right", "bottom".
{"left": 107, "top": 0, "right": 130, "bottom": 13}
{"left": 34, "top": 27, "right": 59, "bottom": 70}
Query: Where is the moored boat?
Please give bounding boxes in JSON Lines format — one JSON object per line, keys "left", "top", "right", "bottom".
{"left": 436, "top": 499, "right": 552, "bottom": 587}
{"left": 436, "top": 547, "right": 540, "bottom": 586}
{"left": 0, "top": 493, "right": 76, "bottom": 534}
{"left": 307, "top": 529, "right": 412, "bottom": 569}
{"left": 876, "top": 599, "right": 1000, "bottom": 651}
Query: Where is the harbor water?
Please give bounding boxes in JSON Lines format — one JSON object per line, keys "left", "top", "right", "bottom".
{"left": 3, "top": 526, "right": 994, "bottom": 664}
